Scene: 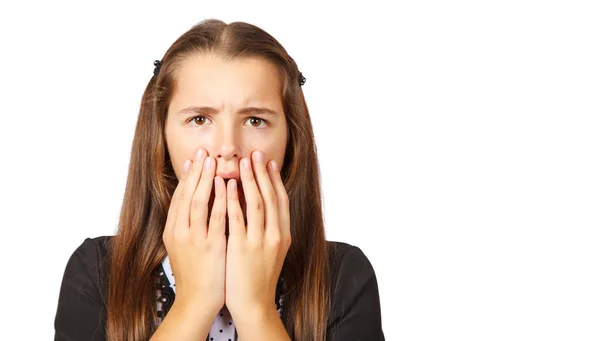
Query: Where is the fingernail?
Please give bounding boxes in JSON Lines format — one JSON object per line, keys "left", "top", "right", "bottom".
{"left": 204, "top": 157, "right": 213, "bottom": 168}
{"left": 270, "top": 160, "right": 278, "bottom": 171}
{"left": 195, "top": 149, "right": 205, "bottom": 161}
{"left": 184, "top": 160, "right": 191, "bottom": 173}
{"left": 242, "top": 158, "right": 251, "bottom": 170}
{"left": 254, "top": 150, "right": 264, "bottom": 163}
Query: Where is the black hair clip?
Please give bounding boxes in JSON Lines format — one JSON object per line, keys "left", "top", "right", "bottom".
{"left": 153, "top": 60, "right": 162, "bottom": 76}
{"left": 298, "top": 71, "right": 306, "bottom": 86}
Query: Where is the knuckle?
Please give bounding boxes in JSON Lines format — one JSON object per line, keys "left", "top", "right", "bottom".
{"left": 267, "top": 234, "right": 282, "bottom": 247}
{"left": 162, "top": 231, "right": 170, "bottom": 245}
{"left": 232, "top": 212, "right": 244, "bottom": 225}
{"left": 248, "top": 238, "right": 262, "bottom": 250}
{"left": 210, "top": 209, "right": 225, "bottom": 222}
{"left": 180, "top": 186, "right": 191, "bottom": 200}
{"left": 202, "top": 241, "right": 213, "bottom": 252}
{"left": 204, "top": 238, "right": 224, "bottom": 253}
{"left": 173, "top": 229, "right": 188, "bottom": 243}
{"left": 191, "top": 196, "right": 207, "bottom": 212}
{"left": 281, "top": 194, "right": 289, "bottom": 206}
{"left": 192, "top": 234, "right": 206, "bottom": 248}
{"left": 283, "top": 234, "right": 292, "bottom": 248}
{"left": 266, "top": 192, "right": 278, "bottom": 206}
{"left": 253, "top": 199, "right": 263, "bottom": 212}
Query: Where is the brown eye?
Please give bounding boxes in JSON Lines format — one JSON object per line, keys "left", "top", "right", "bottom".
{"left": 247, "top": 117, "right": 267, "bottom": 128}
{"left": 191, "top": 116, "right": 208, "bottom": 126}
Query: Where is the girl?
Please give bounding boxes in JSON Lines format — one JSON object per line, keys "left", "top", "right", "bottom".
{"left": 54, "top": 19, "right": 385, "bottom": 341}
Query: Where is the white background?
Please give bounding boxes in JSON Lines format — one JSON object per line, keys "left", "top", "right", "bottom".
{"left": 0, "top": 0, "right": 599, "bottom": 340}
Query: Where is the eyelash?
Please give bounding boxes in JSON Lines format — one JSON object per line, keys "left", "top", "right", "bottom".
{"left": 186, "top": 115, "right": 268, "bottom": 129}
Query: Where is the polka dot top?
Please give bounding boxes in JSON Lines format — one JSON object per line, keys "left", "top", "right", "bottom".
{"left": 155, "top": 255, "right": 286, "bottom": 341}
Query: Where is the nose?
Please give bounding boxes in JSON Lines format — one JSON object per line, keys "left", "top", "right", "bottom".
{"left": 212, "top": 120, "right": 242, "bottom": 163}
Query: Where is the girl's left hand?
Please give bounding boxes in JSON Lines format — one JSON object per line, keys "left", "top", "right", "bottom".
{"left": 225, "top": 150, "right": 291, "bottom": 320}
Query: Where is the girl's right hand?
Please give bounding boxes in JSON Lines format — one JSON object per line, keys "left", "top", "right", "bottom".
{"left": 162, "top": 148, "right": 227, "bottom": 316}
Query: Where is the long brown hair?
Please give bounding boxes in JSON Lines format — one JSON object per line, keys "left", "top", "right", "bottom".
{"left": 107, "top": 19, "right": 330, "bottom": 341}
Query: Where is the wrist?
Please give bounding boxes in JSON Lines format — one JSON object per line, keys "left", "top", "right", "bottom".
{"left": 231, "top": 304, "right": 290, "bottom": 341}
{"left": 231, "top": 303, "right": 279, "bottom": 328}
{"left": 172, "top": 296, "right": 221, "bottom": 320}
{"left": 154, "top": 299, "right": 219, "bottom": 340}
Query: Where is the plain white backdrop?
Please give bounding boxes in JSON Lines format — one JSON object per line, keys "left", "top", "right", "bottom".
{"left": 1, "top": 0, "right": 599, "bottom": 340}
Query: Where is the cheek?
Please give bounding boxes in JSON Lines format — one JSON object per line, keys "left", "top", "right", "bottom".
{"left": 165, "top": 124, "right": 209, "bottom": 180}
{"left": 255, "top": 126, "right": 287, "bottom": 168}
{"left": 259, "top": 151, "right": 284, "bottom": 170}
{"left": 270, "top": 147, "right": 287, "bottom": 170}
{"left": 167, "top": 144, "right": 194, "bottom": 180}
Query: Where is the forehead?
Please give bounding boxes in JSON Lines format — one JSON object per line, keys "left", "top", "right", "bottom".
{"left": 171, "top": 54, "right": 283, "bottom": 109}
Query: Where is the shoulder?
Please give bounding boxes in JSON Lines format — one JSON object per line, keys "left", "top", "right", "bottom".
{"left": 327, "top": 241, "right": 375, "bottom": 277}
{"left": 63, "top": 236, "right": 112, "bottom": 302}
{"left": 326, "top": 240, "right": 379, "bottom": 300}
{"left": 325, "top": 240, "right": 385, "bottom": 340}
{"left": 328, "top": 242, "right": 377, "bottom": 298}
{"left": 54, "top": 236, "right": 114, "bottom": 340}
{"left": 73, "top": 235, "right": 113, "bottom": 262}
{"left": 66, "top": 236, "right": 112, "bottom": 282}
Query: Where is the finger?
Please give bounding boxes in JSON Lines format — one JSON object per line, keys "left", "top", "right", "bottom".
{"left": 164, "top": 161, "right": 189, "bottom": 236}
{"left": 207, "top": 176, "right": 226, "bottom": 240}
{"left": 226, "top": 178, "right": 246, "bottom": 239}
{"left": 240, "top": 155, "right": 264, "bottom": 243}
{"left": 251, "top": 151, "right": 280, "bottom": 241}
{"left": 175, "top": 149, "right": 206, "bottom": 231}
{"left": 189, "top": 155, "right": 216, "bottom": 236}
{"left": 267, "top": 159, "right": 291, "bottom": 246}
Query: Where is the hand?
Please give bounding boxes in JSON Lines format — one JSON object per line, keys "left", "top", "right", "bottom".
{"left": 224, "top": 150, "right": 291, "bottom": 320}
{"left": 162, "top": 148, "right": 227, "bottom": 316}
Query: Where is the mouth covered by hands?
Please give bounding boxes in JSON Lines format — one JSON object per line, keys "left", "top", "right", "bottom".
{"left": 164, "top": 148, "right": 291, "bottom": 323}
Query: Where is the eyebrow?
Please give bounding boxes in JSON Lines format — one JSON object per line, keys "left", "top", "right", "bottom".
{"left": 178, "top": 106, "right": 280, "bottom": 116}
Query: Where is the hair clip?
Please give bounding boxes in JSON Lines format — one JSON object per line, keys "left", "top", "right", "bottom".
{"left": 299, "top": 71, "right": 306, "bottom": 86}
{"left": 153, "top": 60, "right": 162, "bottom": 76}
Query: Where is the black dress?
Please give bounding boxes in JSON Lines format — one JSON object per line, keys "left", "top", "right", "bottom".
{"left": 54, "top": 236, "right": 385, "bottom": 341}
